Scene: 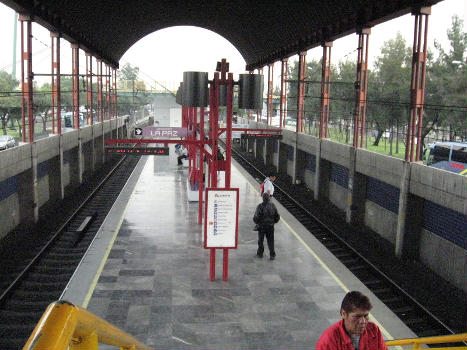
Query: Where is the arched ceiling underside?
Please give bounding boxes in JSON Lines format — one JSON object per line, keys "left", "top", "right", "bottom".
{"left": 1, "top": 0, "right": 442, "bottom": 70}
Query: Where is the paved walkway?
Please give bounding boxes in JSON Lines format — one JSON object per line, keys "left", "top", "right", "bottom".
{"left": 83, "top": 149, "right": 415, "bottom": 349}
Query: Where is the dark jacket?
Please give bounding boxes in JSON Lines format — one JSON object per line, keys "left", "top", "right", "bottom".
{"left": 253, "top": 196, "right": 280, "bottom": 228}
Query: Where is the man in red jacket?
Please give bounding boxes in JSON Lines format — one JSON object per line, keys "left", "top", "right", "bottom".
{"left": 316, "top": 291, "right": 387, "bottom": 350}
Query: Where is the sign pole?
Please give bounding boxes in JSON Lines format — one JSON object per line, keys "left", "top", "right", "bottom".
{"left": 198, "top": 107, "right": 205, "bottom": 224}
{"left": 222, "top": 249, "right": 229, "bottom": 281}
{"left": 210, "top": 248, "right": 216, "bottom": 281}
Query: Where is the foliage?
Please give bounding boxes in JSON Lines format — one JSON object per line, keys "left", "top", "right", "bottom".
{"left": 369, "top": 32, "right": 411, "bottom": 146}
{"left": 424, "top": 15, "right": 467, "bottom": 143}
{"left": 0, "top": 71, "right": 20, "bottom": 135}
{"left": 285, "top": 15, "right": 466, "bottom": 152}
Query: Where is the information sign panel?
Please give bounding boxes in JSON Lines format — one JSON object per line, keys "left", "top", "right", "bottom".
{"left": 204, "top": 188, "right": 239, "bottom": 249}
{"left": 241, "top": 133, "right": 282, "bottom": 139}
{"left": 105, "top": 147, "right": 169, "bottom": 155}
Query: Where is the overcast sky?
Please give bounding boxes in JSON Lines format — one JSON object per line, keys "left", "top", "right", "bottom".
{"left": 0, "top": 0, "right": 465, "bottom": 91}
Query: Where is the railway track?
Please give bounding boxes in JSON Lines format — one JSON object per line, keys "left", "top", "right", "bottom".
{"left": 228, "top": 142, "right": 461, "bottom": 342}
{"left": 0, "top": 154, "right": 141, "bottom": 349}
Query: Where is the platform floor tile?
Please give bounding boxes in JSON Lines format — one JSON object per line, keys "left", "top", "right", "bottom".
{"left": 87, "top": 155, "right": 348, "bottom": 349}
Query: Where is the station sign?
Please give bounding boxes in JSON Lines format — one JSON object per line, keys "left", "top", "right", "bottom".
{"left": 241, "top": 133, "right": 282, "bottom": 139}
{"left": 135, "top": 127, "right": 192, "bottom": 138}
{"left": 204, "top": 188, "right": 239, "bottom": 249}
{"left": 105, "top": 146, "right": 169, "bottom": 155}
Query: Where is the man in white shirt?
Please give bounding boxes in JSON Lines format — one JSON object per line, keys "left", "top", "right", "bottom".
{"left": 263, "top": 173, "right": 277, "bottom": 196}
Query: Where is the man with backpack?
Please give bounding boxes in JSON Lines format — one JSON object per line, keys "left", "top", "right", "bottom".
{"left": 253, "top": 193, "right": 280, "bottom": 260}
{"left": 261, "top": 173, "right": 277, "bottom": 197}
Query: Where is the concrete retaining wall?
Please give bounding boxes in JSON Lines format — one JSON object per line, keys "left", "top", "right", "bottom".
{"left": 364, "top": 201, "right": 398, "bottom": 244}
{"left": 328, "top": 181, "right": 347, "bottom": 212}
{"left": 410, "top": 163, "right": 466, "bottom": 214}
{"left": 419, "top": 228, "right": 466, "bottom": 291}
{"left": 0, "top": 116, "right": 131, "bottom": 239}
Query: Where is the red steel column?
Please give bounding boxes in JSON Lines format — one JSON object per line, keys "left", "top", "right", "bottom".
{"left": 280, "top": 58, "right": 288, "bottom": 129}
{"left": 19, "top": 15, "right": 34, "bottom": 142}
{"left": 85, "top": 53, "right": 93, "bottom": 125}
{"left": 267, "top": 63, "right": 274, "bottom": 125}
{"left": 225, "top": 72, "right": 233, "bottom": 188}
{"left": 97, "top": 59, "right": 103, "bottom": 122}
{"left": 51, "top": 32, "right": 61, "bottom": 134}
{"left": 405, "top": 7, "right": 430, "bottom": 162}
{"left": 211, "top": 73, "right": 219, "bottom": 187}
{"left": 248, "top": 70, "right": 253, "bottom": 121}
{"left": 320, "top": 42, "right": 333, "bottom": 138}
{"left": 353, "top": 28, "right": 370, "bottom": 148}
{"left": 256, "top": 67, "right": 263, "bottom": 123}
{"left": 105, "top": 64, "right": 111, "bottom": 120}
{"left": 198, "top": 106, "right": 205, "bottom": 224}
{"left": 297, "top": 51, "right": 307, "bottom": 134}
{"left": 71, "top": 44, "right": 80, "bottom": 129}
{"left": 112, "top": 67, "right": 118, "bottom": 118}
{"left": 207, "top": 77, "right": 218, "bottom": 280}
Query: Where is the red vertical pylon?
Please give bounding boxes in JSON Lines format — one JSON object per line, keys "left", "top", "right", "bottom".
{"left": 248, "top": 70, "right": 254, "bottom": 121}
{"left": 19, "top": 15, "right": 34, "bottom": 142}
{"left": 86, "top": 53, "right": 93, "bottom": 125}
{"left": 256, "top": 67, "right": 263, "bottom": 123}
{"left": 97, "top": 59, "right": 103, "bottom": 122}
{"left": 71, "top": 44, "right": 80, "bottom": 129}
{"left": 112, "top": 68, "right": 118, "bottom": 118}
{"left": 225, "top": 72, "right": 233, "bottom": 188}
{"left": 280, "top": 58, "right": 288, "bottom": 129}
{"left": 353, "top": 28, "right": 370, "bottom": 148}
{"left": 51, "top": 32, "right": 61, "bottom": 134}
{"left": 267, "top": 63, "right": 274, "bottom": 125}
{"left": 105, "top": 64, "right": 111, "bottom": 120}
{"left": 320, "top": 42, "right": 332, "bottom": 139}
{"left": 405, "top": 7, "right": 430, "bottom": 162}
{"left": 297, "top": 51, "right": 307, "bottom": 134}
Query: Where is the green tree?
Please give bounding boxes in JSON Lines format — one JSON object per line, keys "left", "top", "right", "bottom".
{"left": 424, "top": 15, "right": 467, "bottom": 143}
{"left": 333, "top": 60, "right": 357, "bottom": 143}
{"left": 0, "top": 71, "right": 20, "bottom": 135}
{"left": 287, "top": 58, "right": 332, "bottom": 133}
{"left": 34, "top": 83, "right": 52, "bottom": 134}
{"left": 118, "top": 63, "right": 139, "bottom": 91}
{"left": 370, "top": 32, "right": 411, "bottom": 147}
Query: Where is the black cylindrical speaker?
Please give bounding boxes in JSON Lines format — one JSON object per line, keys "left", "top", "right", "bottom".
{"left": 182, "top": 71, "right": 209, "bottom": 107}
{"left": 238, "top": 74, "right": 264, "bottom": 109}
{"left": 176, "top": 82, "right": 183, "bottom": 105}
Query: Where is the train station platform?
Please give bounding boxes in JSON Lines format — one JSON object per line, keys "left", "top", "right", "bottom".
{"left": 61, "top": 145, "right": 417, "bottom": 349}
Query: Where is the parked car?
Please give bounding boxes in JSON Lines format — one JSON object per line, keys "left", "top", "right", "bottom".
{"left": 0, "top": 135, "right": 15, "bottom": 150}
{"left": 424, "top": 141, "right": 467, "bottom": 174}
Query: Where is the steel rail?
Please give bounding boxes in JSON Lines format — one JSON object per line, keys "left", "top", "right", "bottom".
{"left": 0, "top": 153, "right": 130, "bottom": 304}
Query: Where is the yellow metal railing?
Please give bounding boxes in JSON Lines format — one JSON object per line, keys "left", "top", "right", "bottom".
{"left": 386, "top": 333, "right": 467, "bottom": 350}
{"left": 23, "top": 300, "right": 151, "bottom": 350}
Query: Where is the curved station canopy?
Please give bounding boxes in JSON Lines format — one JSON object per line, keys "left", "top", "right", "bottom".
{"left": 1, "top": 0, "right": 442, "bottom": 69}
